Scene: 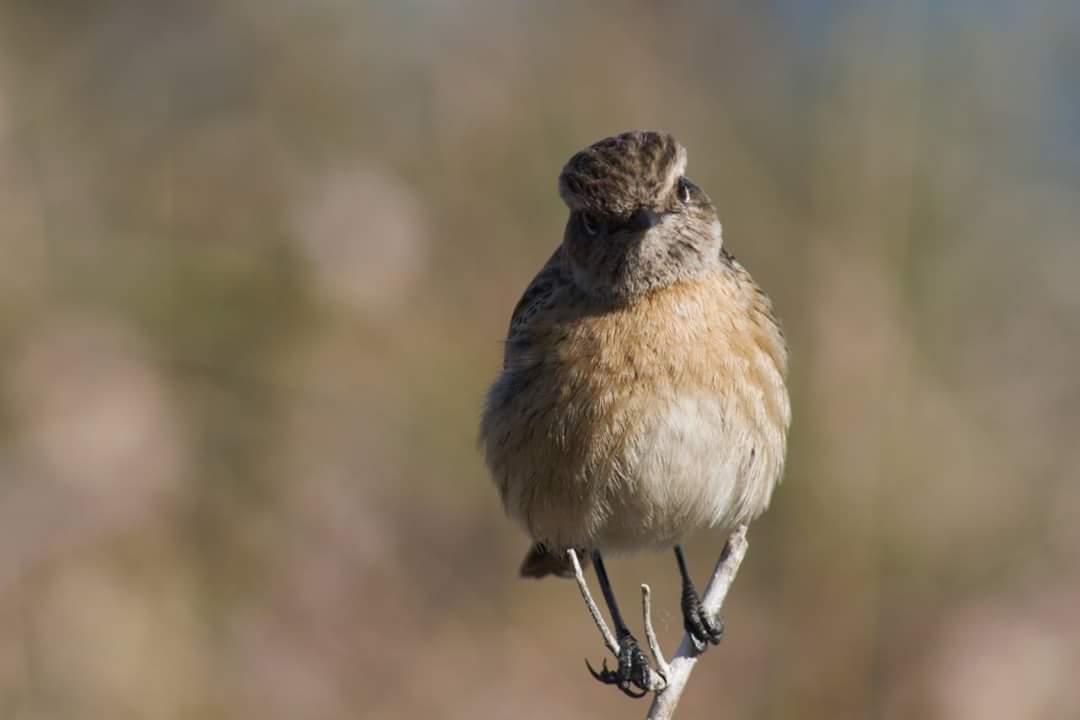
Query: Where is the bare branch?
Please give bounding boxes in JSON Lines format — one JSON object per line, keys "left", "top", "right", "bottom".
{"left": 646, "top": 526, "right": 750, "bottom": 720}
{"left": 640, "top": 584, "right": 670, "bottom": 681}
{"left": 567, "top": 549, "right": 619, "bottom": 656}
{"left": 566, "top": 528, "right": 750, "bottom": 716}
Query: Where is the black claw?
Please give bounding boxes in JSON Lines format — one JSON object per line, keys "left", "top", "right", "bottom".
{"left": 586, "top": 632, "right": 652, "bottom": 699}
{"left": 584, "top": 657, "right": 611, "bottom": 682}
{"left": 681, "top": 584, "right": 724, "bottom": 650}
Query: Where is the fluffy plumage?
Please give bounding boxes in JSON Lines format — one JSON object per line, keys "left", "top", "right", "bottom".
{"left": 481, "top": 130, "right": 789, "bottom": 577}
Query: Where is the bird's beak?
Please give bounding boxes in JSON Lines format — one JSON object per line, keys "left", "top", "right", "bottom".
{"left": 628, "top": 207, "right": 660, "bottom": 231}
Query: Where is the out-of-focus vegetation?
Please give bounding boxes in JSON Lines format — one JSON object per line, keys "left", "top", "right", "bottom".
{"left": 0, "top": 2, "right": 1078, "bottom": 718}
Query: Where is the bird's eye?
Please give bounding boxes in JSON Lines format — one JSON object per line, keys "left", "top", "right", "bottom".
{"left": 677, "top": 177, "right": 692, "bottom": 204}
{"left": 581, "top": 212, "right": 600, "bottom": 236}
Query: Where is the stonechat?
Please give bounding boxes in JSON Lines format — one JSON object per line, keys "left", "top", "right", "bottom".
{"left": 481, "top": 130, "right": 790, "bottom": 696}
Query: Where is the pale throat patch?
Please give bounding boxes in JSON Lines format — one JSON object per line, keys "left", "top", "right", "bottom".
{"left": 710, "top": 219, "right": 724, "bottom": 248}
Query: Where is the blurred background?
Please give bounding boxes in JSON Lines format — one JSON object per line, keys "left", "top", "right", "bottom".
{"left": 0, "top": 1, "right": 1078, "bottom": 718}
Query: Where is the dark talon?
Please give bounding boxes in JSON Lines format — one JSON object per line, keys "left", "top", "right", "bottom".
{"left": 675, "top": 544, "right": 725, "bottom": 651}
{"left": 681, "top": 583, "right": 724, "bottom": 649}
{"left": 585, "top": 551, "right": 652, "bottom": 698}
{"left": 585, "top": 657, "right": 611, "bottom": 682}
{"left": 586, "top": 631, "right": 652, "bottom": 698}
{"left": 586, "top": 659, "right": 647, "bottom": 698}
{"left": 586, "top": 657, "right": 648, "bottom": 699}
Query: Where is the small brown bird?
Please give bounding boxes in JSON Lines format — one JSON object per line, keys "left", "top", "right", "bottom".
{"left": 480, "top": 130, "right": 790, "bottom": 697}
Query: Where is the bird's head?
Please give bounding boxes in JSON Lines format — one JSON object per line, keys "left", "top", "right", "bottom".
{"left": 558, "top": 130, "right": 724, "bottom": 303}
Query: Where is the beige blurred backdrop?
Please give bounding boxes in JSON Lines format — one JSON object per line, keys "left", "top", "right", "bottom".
{"left": 1, "top": 2, "right": 1078, "bottom": 719}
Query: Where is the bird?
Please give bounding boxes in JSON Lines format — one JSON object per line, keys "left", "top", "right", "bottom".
{"left": 480, "top": 130, "right": 790, "bottom": 697}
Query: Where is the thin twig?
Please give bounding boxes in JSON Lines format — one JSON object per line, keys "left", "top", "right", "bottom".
{"left": 567, "top": 549, "right": 619, "bottom": 656}
{"left": 645, "top": 526, "right": 750, "bottom": 720}
{"left": 640, "top": 584, "right": 670, "bottom": 681}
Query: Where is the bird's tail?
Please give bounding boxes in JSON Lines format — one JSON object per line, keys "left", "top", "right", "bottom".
{"left": 519, "top": 543, "right": 588, "bottom": 579}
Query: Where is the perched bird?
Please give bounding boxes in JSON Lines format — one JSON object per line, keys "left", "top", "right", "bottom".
{"left": 480, "top": 130, "right": 790, "bottom": 697}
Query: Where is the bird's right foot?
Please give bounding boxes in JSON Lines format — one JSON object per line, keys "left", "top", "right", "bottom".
{"left": 586, "top": 629, "right": 653, "bottom": 699}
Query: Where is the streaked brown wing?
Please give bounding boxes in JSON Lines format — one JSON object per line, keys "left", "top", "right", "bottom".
{"left": 504, "top": 247, "right": 565, "bottom": 368}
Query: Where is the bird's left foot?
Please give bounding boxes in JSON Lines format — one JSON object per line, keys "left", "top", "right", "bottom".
{"left": 586, "top": 629, "right": 652, "bottom": 698}
{"left": 681, "top": 584, "right": 724, "bottom": 650}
